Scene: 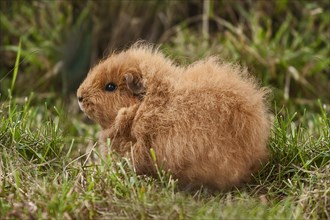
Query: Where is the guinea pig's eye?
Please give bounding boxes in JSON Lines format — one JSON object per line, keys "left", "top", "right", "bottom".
{"left": 105, "top": 83, "right": 117, "bottom": 92}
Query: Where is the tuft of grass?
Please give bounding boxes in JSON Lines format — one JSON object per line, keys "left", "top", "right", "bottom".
{"left": 0, "top": 94, "right": 329, "bottom": 219}
{"left": 164, "top": 1, "right": 330, "bottom": 113}
{"left": 253, "top": 101, "right": 330, "bottom": 219}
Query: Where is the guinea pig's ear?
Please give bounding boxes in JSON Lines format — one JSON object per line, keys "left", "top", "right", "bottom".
{"left": 124, "top": 72, "right": 146, "bottom": 97}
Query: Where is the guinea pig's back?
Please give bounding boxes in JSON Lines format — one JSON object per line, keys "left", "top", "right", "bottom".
{"left": 144, "top": 58, "right": 270, "bottom": 189}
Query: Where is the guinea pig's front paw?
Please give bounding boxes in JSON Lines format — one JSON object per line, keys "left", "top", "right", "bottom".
{"left": 114, "top": 109, "right": 129, "bottom": 130}
{"left": 99, "top": 128, "right": 116, "bottom": 144}
{"left": 115, "top": 104, "right": 139, "bottom": 130}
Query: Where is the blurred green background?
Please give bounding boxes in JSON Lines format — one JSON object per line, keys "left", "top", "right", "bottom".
{"left": 0, "top": 0, "right": 329, "bottom": 113}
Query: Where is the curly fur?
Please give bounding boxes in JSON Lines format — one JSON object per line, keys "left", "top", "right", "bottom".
{"left": 77, "top": 43, "right": 271, "bottom": 190}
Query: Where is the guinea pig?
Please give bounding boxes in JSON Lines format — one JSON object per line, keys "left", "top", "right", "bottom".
{"left": 77, "top": 43, "right": 271, "bottom": 191}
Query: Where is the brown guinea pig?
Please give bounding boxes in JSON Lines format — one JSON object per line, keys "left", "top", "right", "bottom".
{"left": 77, "top": 43, "right": 271, "bottom": 191}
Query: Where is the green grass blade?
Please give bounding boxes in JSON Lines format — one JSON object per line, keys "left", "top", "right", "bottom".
{"left": 11, "top": 39, "right": 22, "bottom": 92}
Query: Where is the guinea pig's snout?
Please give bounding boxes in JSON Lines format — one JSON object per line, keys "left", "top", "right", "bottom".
{"left": 77, "top": 92, "right": 85, "bottom": 112}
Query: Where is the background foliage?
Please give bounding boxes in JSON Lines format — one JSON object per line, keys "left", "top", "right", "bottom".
{"left": 1, "top": 0, "right": 329, "bottom": 112}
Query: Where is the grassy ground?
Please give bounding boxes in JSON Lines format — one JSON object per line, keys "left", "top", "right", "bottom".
{"left": 1, "top": 1, "right": 329, "bottom": 219}
{"left": 0, "top": 91, "right": 329, "bottom": 219}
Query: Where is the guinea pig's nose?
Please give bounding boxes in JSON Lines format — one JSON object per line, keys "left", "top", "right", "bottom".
{"left": 78, "top": 97, "right": 84, "bottom": 102}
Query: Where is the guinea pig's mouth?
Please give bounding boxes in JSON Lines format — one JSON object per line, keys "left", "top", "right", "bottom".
{"left": 78, "top": 101, "right": 93, "bottom": 120}
{"left": 78, "top": 100, "right": 85, "bottom": 112}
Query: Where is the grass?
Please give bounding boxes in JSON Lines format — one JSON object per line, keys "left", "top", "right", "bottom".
{"left": 0, "top": 94, "right": 329, "bottom": 219}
